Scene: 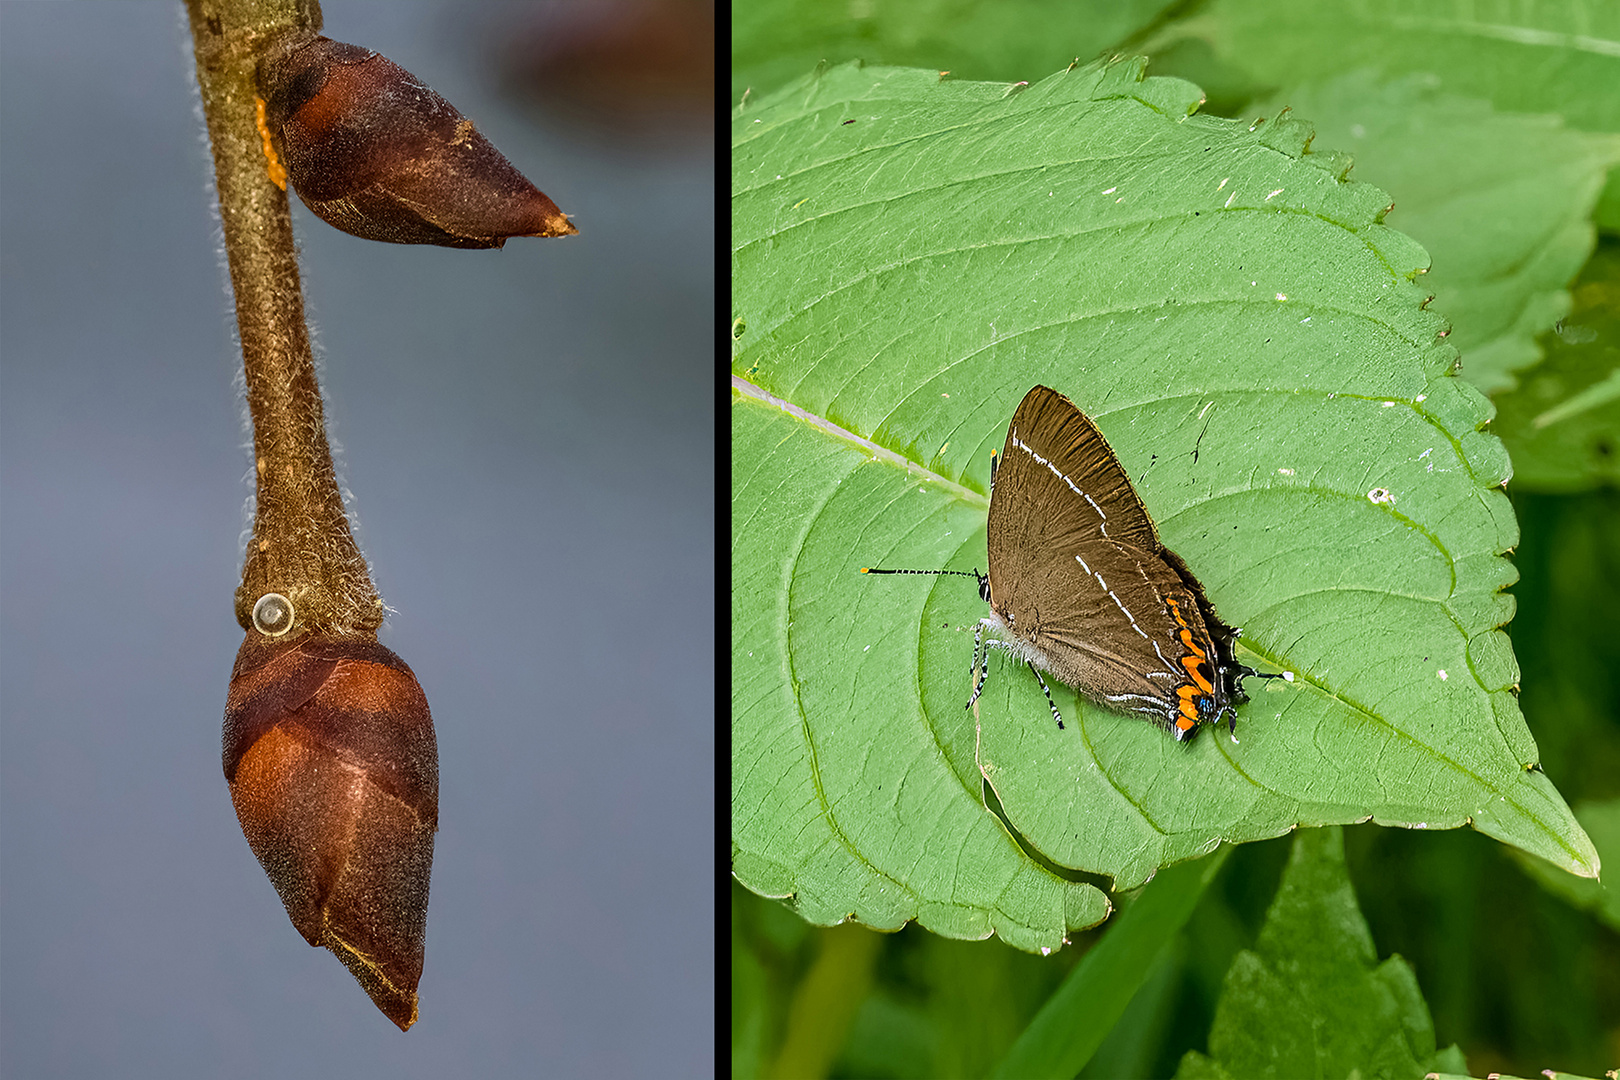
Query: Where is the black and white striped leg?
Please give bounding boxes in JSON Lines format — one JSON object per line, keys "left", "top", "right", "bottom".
{"left": 963, "top": 631, "right": 1066, "bottom": 731}
{"left": 1027, "top": 662, "right": 1065, "bottom": 730}
{"left": 966, "top": 621, "right": 990, "bottom": 709}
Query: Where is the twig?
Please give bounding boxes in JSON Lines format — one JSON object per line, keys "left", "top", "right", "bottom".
{"left": 186, "top": 0, "right": 382, "bottom": 639}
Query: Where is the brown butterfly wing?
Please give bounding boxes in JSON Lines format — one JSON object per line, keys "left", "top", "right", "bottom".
{"left": 985, "top": 386, "right": 1229, "bottom": 732}
{"left": 989, "top": 385, "right": 1160, "bottom": 553}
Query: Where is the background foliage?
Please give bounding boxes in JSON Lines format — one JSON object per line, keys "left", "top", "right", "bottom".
{"left": 733, "top": 1, "right": 1620, "bottom": 1077}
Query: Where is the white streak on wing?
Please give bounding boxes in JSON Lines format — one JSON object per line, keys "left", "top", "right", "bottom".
{"left": 1150, "top": 639, "right": 1180, "bottom": 678}
{"left": 1106, "top": 586, "right": 1148, "bottom": 640}
{"left": 1076, "top": 554, "right": 1148, "bottom": 640}
{"left": 1010, "top": 433, "right": 1109, "bottom": 534}
{"left": 1103, "top": 692, "right": 1162, "bottom": 707}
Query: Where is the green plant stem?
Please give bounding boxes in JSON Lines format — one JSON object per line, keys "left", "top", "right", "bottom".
{"left": 186, "top": 0, "right": 383, "bottom": 639}
{"left": 766, "top": 923, "right": 883, "bottom": 1080}
{"left": 992, "top": 846, "right": 1231, "bottom": 1080}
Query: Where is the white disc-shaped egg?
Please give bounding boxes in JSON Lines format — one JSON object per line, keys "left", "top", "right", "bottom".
{"left": 252, "top": 592, "right": 296, "bottom": 637}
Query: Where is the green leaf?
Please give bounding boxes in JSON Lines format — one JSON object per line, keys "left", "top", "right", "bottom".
{"left": 731, "top": 59, "right": 1598, "bottom": 954}
{"left": 1492, "top": 238, "right": 1620, "bottom": 491}
{"left": 732, "top": 0, "right": 1175, "bottom": 107}
{"left": 1253, "top": 71, "right": 1620, "bottom": 395}
{"left": 732, "top": 392, "right": 1112, "bottom": 950}
{"left": 1186, "top": 0, "right": 1620, "bottom": 232}
{"left": 1174, "top": 827, "right": 1466, "bottom": 1079}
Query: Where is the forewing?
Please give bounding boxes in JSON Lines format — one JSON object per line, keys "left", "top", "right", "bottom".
{"left": 989, "top": 386, "right": 1160, "bottom": 558}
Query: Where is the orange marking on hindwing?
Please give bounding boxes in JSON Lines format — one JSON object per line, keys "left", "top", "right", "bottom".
{"left": 1166, "top": 596, "right": 1216, "bottom": 695}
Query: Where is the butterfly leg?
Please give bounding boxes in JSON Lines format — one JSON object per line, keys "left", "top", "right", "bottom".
{"left": 966, "top": 621, "right": 990, "bottom": 709}
{"left": 1026, "top": 662, "right": 1065, "bottom": 730}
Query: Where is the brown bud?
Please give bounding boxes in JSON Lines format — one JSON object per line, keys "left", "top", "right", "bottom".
{"left": 256, "top": 30, "right": 578, "bottom": 248}
{"left": 224, "top": 633, "right": 439, "bottom": 1030}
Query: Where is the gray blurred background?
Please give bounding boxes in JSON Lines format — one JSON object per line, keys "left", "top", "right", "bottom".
{"left": 0, "top": 2, "right": 714, "bottom": 1075}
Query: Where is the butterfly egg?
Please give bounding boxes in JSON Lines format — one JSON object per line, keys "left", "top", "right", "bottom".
{"left": 256, "top": 30, "right": 578, "bottom": 248}
{"left": 251, "top": 592, "right": 295, "bottom": 637}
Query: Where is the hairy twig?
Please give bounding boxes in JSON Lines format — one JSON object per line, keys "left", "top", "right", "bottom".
{"left": 187, "top": 0, "right": 383, "bottom": 639}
